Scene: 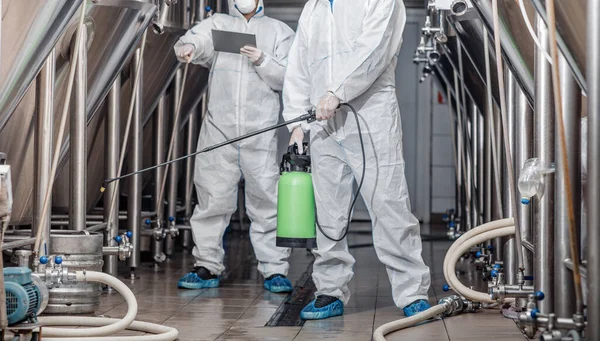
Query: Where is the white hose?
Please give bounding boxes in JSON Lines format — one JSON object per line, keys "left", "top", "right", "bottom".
{"left": 39, "top": 318, "right": 178, "bottom": 341}
{"left": 442, "top": 217, "right": 514, "bottom": 280}
{"left": 22, "top": 271, "right": 179, "bottom": 340}
{"left": 41, "top": 271, "right": 137, "bottom": 337}
{"left": 372, "top": 304, "right": 446, "bottom": 341}
{"left": 372, "top": 219, "right": 517, "bottom": 341}
{"left": 446, "top": 226, "right": 516, "bottom": 303}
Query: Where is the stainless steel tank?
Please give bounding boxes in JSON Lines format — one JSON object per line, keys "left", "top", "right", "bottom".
{"left": 0, "top": 0, "right": 157, "bottom": 224}
{"left": 45, "top": 232, "right": 104, "bottom": 314}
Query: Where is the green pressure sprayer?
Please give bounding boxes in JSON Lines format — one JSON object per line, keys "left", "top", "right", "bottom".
{"left": 276, "top": 143, "right": 316, "bottom": 248}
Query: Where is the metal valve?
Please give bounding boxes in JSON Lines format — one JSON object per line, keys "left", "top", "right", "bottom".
{"left": 168, "top": 216, "right": 179, "bottom": 238}
{"left": 34, "top": 255, "right": 75, "bottom": 289}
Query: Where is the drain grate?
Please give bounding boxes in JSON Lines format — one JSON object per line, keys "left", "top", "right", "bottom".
{"left": 266, "top": 261, "right": 316, "bottom": 327}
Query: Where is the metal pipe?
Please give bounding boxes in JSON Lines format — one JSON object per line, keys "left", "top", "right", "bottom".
{"left": 153, "top": 95, "right": 167, "bottom": 262}
{"left": 85, "top": 222, "right": 109, "bottom": 233}
{"left": 553, "top": 55, "right": 581, "bottom": 318}
{"left": 104, "top": 74, "right": 121, "bottom": 277}
{"left": 128, "top": 49, "right": 143, "bottom": 271}
{"left": 484, "top": 97, "right": 492, "bottom": 225}
{"left": 470, "top": 101, "right": 479, "bottom": 230}
{"left": 457, "top": 41, "right": 472, "bottom": 231}
{"left": 522, "top": 239, "right": 535, "bottom": 253}
{"left": 504, "top": 71, "right": 517, "bottom": 284}
{"left": 587, "top": 0, "right": 600, "bottom": 337}
{"left": 534, "top": 15, "right": 555, "bottom": 314}
{"left": 193, "top": 0, "right": 206, "bottom": 23}
{"left": 565, "top": 259, "right": 587, "bottom": 280}
{"left": 166, "top": 69, "right": 183, "bottom": 257}
{"left": 515, "top": 82, "right": 534, "bottom": 281}
{"left": 2, "top": 238, "right": 37, "bottom": 251}
{"left": 33, "top": 49, "right": 55, "bottom": 255}
{"left": 492, "top": 105, "right": 503, "bottom": 261}
{"left": 70, "top": 31, "right": 87, "bottom": 231}
{"left": 478, "top": 102, "right": 485, "bottom": 226}
{"left": 53, "top": 212, "right": 155, "bottom": 220}
{"left": 183, "top": 104, "right": 198, "bottom": 249}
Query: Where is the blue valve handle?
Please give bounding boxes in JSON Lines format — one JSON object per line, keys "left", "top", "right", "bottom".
{"left": 55, "top": 256, "right": 63, "bottom": 265}
{"left": 168, "top": 216, "right": 175, "bottom": 222}
{"left": 534, "top": 291, "right": 545, "bottom": 301}
{"left": 442, "top": 284, "right": 450, "bottom": 292}
{"left": 487, "top": 245, "right": 494, "bottom": 250}
{"left": 115, "top": 236, "right": 123, "bottom": 243}
{"left": 205, "top": 6, "right": 212, "bottom": 11}
{"left": 493, "top": 264, "right": 502, "bottom": 269}
{"left": 476, "top": 251, "right": 482, "bottom": 258}
{"left": 126, "top": 231, "right": 133, "bottom": 238}
{"left": 39, "top": 256, "right": 49, "bottom": 265}
{"left": 531, "top": 308, "right": 540, "bottom": 319}
{"left": 145, "top": 219, "right": 151, "bottom": 225}
{"left": 490, "top": 270, "right": 498, "bottom": 278}
{"left": 521, "top": 198, "right": 531, "bottom": 205}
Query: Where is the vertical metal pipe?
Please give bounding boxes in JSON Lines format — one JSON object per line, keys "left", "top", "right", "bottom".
{"left": 515, "top": 85, "right": 534, "bottom": 282}
{"left": 457, "top": 41, "right": 472, "bottom": 231}
{"left": 484, "top": 97, "right": 492, "bottom": 225}
{"left": 478, "top": 107, "right": 485, "bottom": 226}
{"left": 193, "top": 0, "right": 206, "bottom": 23}
{"left": 104, "top": 74, "right": 121, "bottom": 278}
{"left": 492, "top": 105, "right": 504, "bottom": 261}
{"left": 33, "top": 50, "right": 55, "bottom": 255}
{"left": 471, "top": 101, "right": 479, "bottom": 230}
{"left": 70, "top": 31, "right": 87, "bottom": 231}
{"left": 166, "top": 69, "right": 182, "bottom": 257}
{"left": 128, "top": 49, "right": 143, "bottom": 271}
{"left": 534, "top": 15, "right": 555, "bottom": 314}
{"left": 586, "top": 0, "right": 600, "bottom": 337}
{"left": 183, "top": 104, "right": 198, "bottom": 249}
{"left": 153, "top": 96, "right": 167, "bottom": 262}
{"left": 504, "top": 71, "right": 516, "bottom": 284}
{"left": 554, "top": 56, "right": 581, "bottom": 318}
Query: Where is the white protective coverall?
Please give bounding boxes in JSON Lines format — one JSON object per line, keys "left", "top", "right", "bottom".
{"left": 282, "top": 0, "right": 431, "bottom": 308}
{"left": 178, "top": 0, "right": 294, "bottom": 277}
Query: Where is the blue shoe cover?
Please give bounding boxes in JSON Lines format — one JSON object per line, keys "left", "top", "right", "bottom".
{"left": 403, "top": 299, "right": 431, "bottom": 317}
{"left": 300, "top": 298, "right": 344, "bottom": 320}
{"left": 177, "top": 272, "right": 220, "bottom": 289}
{"left": 264, "top": 275, "right": 293, "bottom": 293}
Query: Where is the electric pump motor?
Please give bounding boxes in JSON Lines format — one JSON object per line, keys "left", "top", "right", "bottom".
{"left": 4, "top": 267, "right": 45, "bottom": 325}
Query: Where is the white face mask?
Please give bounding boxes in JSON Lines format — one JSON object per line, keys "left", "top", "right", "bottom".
{"left": 234, "top": 0, "right": 256, "bottom": 14}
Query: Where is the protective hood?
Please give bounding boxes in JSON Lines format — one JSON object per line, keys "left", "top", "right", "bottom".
{"left": 228, "top": 0, "right": 265, "bottom": 18}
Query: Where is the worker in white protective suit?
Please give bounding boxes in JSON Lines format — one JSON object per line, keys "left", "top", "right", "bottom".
{"left": 173, "top": 0, "right": 295, "bottom": 293}
{"left": 282, "top": 0, "right": 432, "bottom": 319}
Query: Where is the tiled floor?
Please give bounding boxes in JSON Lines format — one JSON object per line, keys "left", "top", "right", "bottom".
{"left": 94, "top": 223, "right": 527, "bottom": 340}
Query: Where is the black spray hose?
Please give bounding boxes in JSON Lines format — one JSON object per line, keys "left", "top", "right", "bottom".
{"left": 314, "top": 103, "right": 367, "bottom": 242}
{"left": 101, "top": 111, "right": 317, "bottom": 191}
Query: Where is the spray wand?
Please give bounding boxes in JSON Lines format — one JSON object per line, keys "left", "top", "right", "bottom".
{"left": 100, "top": 111, "right": 317, "bottom": 191}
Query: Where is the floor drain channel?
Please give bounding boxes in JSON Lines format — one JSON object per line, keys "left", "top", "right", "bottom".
{"left": 266, "top": 261, "right": 316, "bottom": 327}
